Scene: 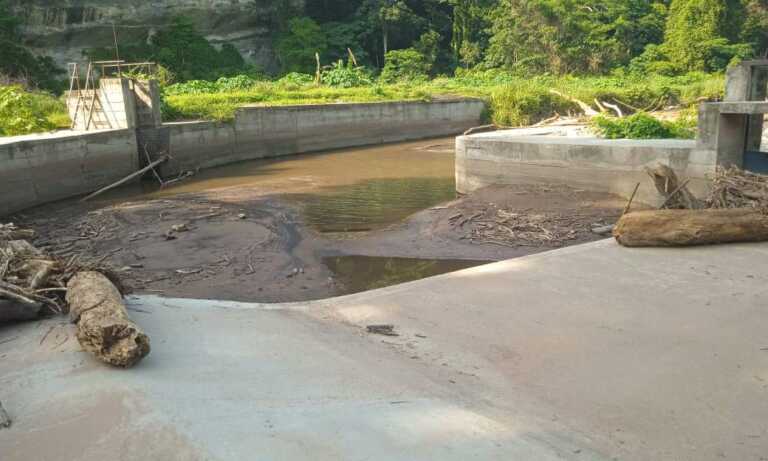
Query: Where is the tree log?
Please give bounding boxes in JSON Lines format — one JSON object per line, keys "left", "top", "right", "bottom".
{"left": 66, "top": 272, "right": 150, "bottom": 367}
{"left": 613, "top": 209, "right": 768, "bottom": 247}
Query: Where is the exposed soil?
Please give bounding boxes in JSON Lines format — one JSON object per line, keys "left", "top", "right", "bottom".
{"left": 11, "top": 182, "right": 630, "bottom": 303}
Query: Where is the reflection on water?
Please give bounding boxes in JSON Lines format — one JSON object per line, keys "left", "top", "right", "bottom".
{"left": 289, "top": 177, "right": 456, "bottom": 233}
{"left": 325, "top": 255, "right": 489, "bottom": 294}
{"left": 96, "top": 138, "right": 457, "bottom": 232}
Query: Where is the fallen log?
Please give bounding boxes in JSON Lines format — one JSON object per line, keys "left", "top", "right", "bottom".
{"left": 66, "top": 271, "right": 150, "bottom": 367}
{"left": 613, "top": 209, "right": 768, "bottom": 247}
{"left": 81, "top": 155, "right": 169, "bottom": 202}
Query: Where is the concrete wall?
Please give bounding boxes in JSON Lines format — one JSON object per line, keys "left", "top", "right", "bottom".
{"left": 0, "top": 129, "right": 138, "bottom": 216}
{"left": 456, "top": 130, "right": 711, "bottom": 206}
{"left": 154, "top": 99, "right": 485, "bottom": 175}
{"left": 1, "top": 99, "right": 484, "bottom": 216}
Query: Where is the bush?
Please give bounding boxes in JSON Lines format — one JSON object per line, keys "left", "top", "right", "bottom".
{"left": 491, "top": 83, "right": 574, "bottom": 126}
{"left": 0, "top": 86, "right": 61, "bottom": 136}
{"left": 215, "top": 75, "right": 261, "bottom": 92}
{"left": 321, "top": 60, "right": 373, "bottom": 88}
{"left": 277, "top": 72, "right": 315, "bottom": 86}
{"left": 380, "top": 49, "right": 431, "bottom": 83}
{"left": 591, "top": 112, "right": 696, "bottom": 139}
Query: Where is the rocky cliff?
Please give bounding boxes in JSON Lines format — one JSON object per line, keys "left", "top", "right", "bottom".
{"left": 8, "top": 0, "right": 304, "bottom": 73}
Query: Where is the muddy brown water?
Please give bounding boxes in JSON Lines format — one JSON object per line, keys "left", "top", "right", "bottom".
{"left": 323, "top": 256, "right": 488, "bottom": 293}
{"left": 92, "top": 138, "right": 491, "bottom": 295}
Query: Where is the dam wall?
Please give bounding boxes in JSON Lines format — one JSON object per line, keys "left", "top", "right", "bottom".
{"left": 0, "top": 99, "right": 485, "bottom": 216}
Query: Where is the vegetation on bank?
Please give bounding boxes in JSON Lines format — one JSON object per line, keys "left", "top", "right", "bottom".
{"left": 160, "top": 70, "right": 723, "bottom": 128}
{"left": 0, "top": 86, "right": 69, "bottom": 137}
{"left": 0, "top": 69, "right": 724, "bottom": 138}
{"left": 0, "top": 0, "right": 760, "bottom": 137}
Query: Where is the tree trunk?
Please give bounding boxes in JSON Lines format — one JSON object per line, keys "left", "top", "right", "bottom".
{"left": 66, "top": 271, "right": 150, "bottom": 367}
{"left": 613, "top": 209, "right": 768, "bottom": 247}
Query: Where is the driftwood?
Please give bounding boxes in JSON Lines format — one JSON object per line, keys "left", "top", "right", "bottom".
{"left": 708, "top": 166, "right": 768, "bottom": 209}
{"left": 463, "top": 124, "right": 498, "bottom": 136}
{"left": 645, "top": 164, "right": 701, "bottom": 209}
{"left": 0, "top": 238, "right": 64, "bottom": 321}
{"left": 550, "top": 89, "right": 599, "bottom": 116}
{"left": 613, "top": 209, "right": 768, "bottom": 247}
{"left": 81, "top": 155, "right": 169, "bottom": 202}
{"left": 66, "top": 271, "right": 149, "bottom": 367}
{"left": 0, "top": 224, "right": 35, "bottom": 241}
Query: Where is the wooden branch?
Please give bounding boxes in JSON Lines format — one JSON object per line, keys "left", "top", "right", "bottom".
{"left": 602, "top": 101, "right": 623, "bottom": 117}
{"left": 81, "top": 156, "right": 169, "bottom": 202}
{"left": 623, "top": 183, "right": 641, "bottom": 215}
{"left": 550, "top": 89, "right": 599, "bottom": 116}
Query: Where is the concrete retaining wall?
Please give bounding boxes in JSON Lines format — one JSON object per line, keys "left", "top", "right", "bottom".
{"left": 156, "top": 99, "right": 485, "bottom": 175}
{"left": 1, "top": 99, "right": 484, "bottom": 216}
{"left": 0, "top": 130, "right": 138, "bottom": 216}
{"left": 456, "top": 130, "right": 713, "bottom": 205}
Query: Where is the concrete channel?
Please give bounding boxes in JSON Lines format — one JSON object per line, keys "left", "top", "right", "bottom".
{"left": 3, "top": 61, "right": 768, "bottom": 460}
{"left": 0, "top": 99, "right": 485, "bottom": 216}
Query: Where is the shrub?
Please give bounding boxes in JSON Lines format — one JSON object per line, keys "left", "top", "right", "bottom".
{"left": 380, "top": 49, "right": 431, "bottom": 83}
{"left": 490, "top": 83, "right": 575, "bottom": 126}
{"left": 591, "top": 112, "right": 696, "bottom": 139}
{"left": 321, "top": 60, "right": 373, "bottom": 88}
{"left": 215, "top": 75, "right": 260, "bottom": 92}
{"left": 277, "top": 72, "right": 315, "bottom": 86}
{"left": 0, "top": 86, "right": 60, "bottom": 136}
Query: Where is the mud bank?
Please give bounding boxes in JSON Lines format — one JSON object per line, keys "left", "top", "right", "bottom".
{"left": 13, "top": 188, "right": 626, "bottom": 302}
{"left": 8, "top": 138, "right": 629, "bottom": 302}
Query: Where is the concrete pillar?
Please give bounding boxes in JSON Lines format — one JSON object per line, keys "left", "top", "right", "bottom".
{"left": 133, "top": 79, "right": 163, "bottom": 128}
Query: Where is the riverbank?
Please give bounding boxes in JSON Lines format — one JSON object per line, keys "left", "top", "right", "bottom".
{"left": 10, "top": 139, "right": 629, "bottom": 302}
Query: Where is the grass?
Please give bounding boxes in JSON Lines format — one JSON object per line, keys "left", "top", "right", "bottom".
{"left": 2, "top": 71, "right": 724, "bottom": 138}
{"left": 163, "top": 72, "right": 724, "bottom": 131}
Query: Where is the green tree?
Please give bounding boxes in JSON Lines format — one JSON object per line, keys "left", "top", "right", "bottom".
{"left": 485, "top": 0, "right": 668, "bottom": 74}
{"left": 0, "top": 1, "right": 63, "bottom": 91}
{"left": 380, "top": 48, "right": 431, "bottom": 81}
{"left": 663, "top": 0, "right": 752, "bottom": 71}
{"left": 276, "top": 17, "right": 328, "bottom": 73}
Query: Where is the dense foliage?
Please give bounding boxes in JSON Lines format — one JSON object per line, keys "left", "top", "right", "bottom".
{"left": 86, "top": 17, "right": 254, "bottom": 82}
{"left": 1, "top": 0, "right": 763, "bottom": 137}
{"left": 287, "top": 0, "right": 767, "bottom": 76}
{"left": 0, "top": 86, "right": 68, "bottom": 136}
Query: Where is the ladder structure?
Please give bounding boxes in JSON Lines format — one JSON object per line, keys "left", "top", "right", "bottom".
{"left": 67, "top": 62, "right": 113, "bottom": 131}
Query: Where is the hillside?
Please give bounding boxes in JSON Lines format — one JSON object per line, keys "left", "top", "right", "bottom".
{"left": 7, "top": 0, "right": 304, "bottom": 72}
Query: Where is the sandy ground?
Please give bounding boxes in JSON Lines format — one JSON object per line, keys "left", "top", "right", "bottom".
{"left": 10, "top": 182, "right": 630, "bottom": 303}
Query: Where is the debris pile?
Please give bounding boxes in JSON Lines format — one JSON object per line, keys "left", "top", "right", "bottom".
{"left": 0, "top": 223, "right": 148, "bottom": 368}
{"left": 451, "top": 208, "right": 580, "bottom": 247}
{"left": 708, "top": 166, "right": 768, "bottom": 209}
{"left": 615, "top": 165, "right": 768, "bottom": 247}
{"left": 1, "top": 224, "right": 67, "bottom": 322}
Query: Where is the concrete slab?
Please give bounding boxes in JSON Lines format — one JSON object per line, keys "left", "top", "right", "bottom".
{"left": 2, "top": 240, "right": 768, "bottom": 460}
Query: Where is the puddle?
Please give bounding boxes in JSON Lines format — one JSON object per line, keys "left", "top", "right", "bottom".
{"left": 324, "top": 255, "right": 489, "bottom": 294}
{"left": 288, "top": 177, "right": 456, "bottom": 233}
